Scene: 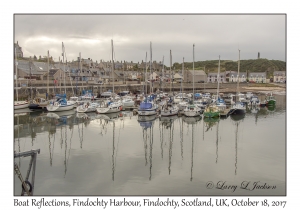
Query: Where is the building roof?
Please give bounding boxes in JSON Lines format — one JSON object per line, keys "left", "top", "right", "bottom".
{"left": 273, "top": 71, "right": 286, "bottom": 76}
{"left": 189, "top": 70, "right": 206, "bottom": 76}
{"left": 228, "top": 72, "right": 247, "bottom": 77}
{"left": 17, "top": 60, "right": 47, "bottom": 75}
{"left": 249, "top": 72, "right": 266, "bottom": 77}
{"left": 208, "top": 72, "right": 226, "bottom": 76}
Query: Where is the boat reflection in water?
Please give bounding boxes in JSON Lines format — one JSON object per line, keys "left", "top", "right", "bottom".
{"left": 230, "top": 112, "right": 245, "bottom": 175}
{"left": 203, "top": 117, "right": 220, "bottom": 132}
{"left": 182, "top": 115, "right": 201, "bottom": 125}
{"left": 46, "top": 109, "right": 75, "bottom": 119}
{"left": 137, "top": 114, "right": 157, "bottom": 123}
{"left": 267, "top": 104, "right": 276, "bottom": 112}
{"left": 138, "top": 114, "right": 157, "bottom": 180}
{"left": 230, "top": 113, "right": 245, "bottom": 122}
{"left": 96, "top": 112, "right": 122, "bottom": 121}
{"left": 76, "top": 112, "right": 97, "bottom": 120}
{"left": 98, "top": 112, "right": 120, "bottom": 181}
{"left": 159, "top": 115, "right": 178, "bottom": 177}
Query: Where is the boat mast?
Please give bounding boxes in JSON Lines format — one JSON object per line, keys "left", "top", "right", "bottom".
{"left": 62, "top": 42, "right": 66, "bottom": 95}
{"left": 169, "top": 50, "right": 172, "bottom": 96}
{"left": 172, "top": 51, "right": 174, "bottom": 96}
{"left": 193, "top": 44, "right": 195, "bottom": 101}
{"left": 111, "top": 39, "right": 114, "bottom": 94}
{"left": 162, "top": 56, "right": 164, "bottom": 92}
{"left": 47, "top": 50, "right": 49, "bottom": 97}
{"left": 15, "top": 47, "right": 18, "bottom": 101}
{"left": 80, "top": 52, "right": 83, "bottom": 93}
{"left": 145, "top": 52, "right": 148, "bottom": 97}
{"left": 182, "top": 57, "right": 184, "bottom": 101}
{"left": 217, "top": 55, "right": 220, "bottom": 100}
{"left": 237, "top": 49, "right": 240, "bottom": 96}
{"left": 150, "top": 42, "right": 152, "bottom": 94}
{"left": 29, "top": 57, "right": 32, "bottom": 100}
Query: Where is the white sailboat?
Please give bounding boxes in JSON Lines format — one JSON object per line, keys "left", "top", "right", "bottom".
{"left": 121, "top": 96, "right": 135, "bottom": 107}
{"left": 96, "top": 39, "right": 123, "bottom": 114}
{"left": 47, "top": 42, "right": 74, "bottom": 112}
{"left": 14, "top": 47, "right": 29, "bottom": 110}
{"left": 138, "top": 42, "right": 158, "bottom": 116}
{"left": 182, "top": 44, "right": 201, "bottom": 117}
{"left": 76, "top": 101, "right": 100, "bottom": 113}
{"left": 160, "top": 50, "right": 179, "bottom": 117}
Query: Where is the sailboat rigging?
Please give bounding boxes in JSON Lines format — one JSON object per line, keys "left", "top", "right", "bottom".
{"left": 160, "top": 50, "right": 179, "bottom": 117}
{"left": 230, "top": 49, "right": 246, "bottom": 115}
{"left": 182, "top": 44, "right": 201, "bottom": 117}
{"left": 203, "top": 56, "right": 221, "bottom": 118}
{"left": 137, "top": 42, "right": 158, "bottom": 116}
{"left": 96, "top": 40, "right": 122, "bottom": 114}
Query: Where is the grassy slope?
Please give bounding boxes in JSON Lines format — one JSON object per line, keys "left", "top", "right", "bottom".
{"left": 173, "top": 59, "right": 286, "bottom": 75}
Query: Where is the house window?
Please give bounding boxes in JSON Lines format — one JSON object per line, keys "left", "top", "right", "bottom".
{"left": 231, "top": 75, "right": 234, "bottom": 82}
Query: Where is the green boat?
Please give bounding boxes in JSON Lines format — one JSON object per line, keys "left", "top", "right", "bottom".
{"left": 266, "top": 93, "right": 276, "bottom": 106}
{"left": 203, "top": 105, "right": 220, "bottom": 118}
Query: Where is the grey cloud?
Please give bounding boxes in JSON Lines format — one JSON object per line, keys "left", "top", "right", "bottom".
{"left": 15, "top": 14, "right": 285, "bottom": 65}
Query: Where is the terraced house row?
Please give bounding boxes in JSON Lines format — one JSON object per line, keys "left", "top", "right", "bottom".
{"left": 14, "top": 42, "right": 285, "bottom": 86}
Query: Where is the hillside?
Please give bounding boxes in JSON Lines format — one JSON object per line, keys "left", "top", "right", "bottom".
{"left": 173, "top": 59, "right": 286, "bottom": 75}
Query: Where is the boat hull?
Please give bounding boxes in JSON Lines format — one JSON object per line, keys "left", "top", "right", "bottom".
{"left": 122, "top": 101, "right": 135, "bottom": 107}
{"left": 14, "top": 101, "right": 29, "bottom": 110}
{"left": 203, "top": 111, "right": 220, "bottom": 118}
{"left": 77, "top": 107, "right": 97, "bottom": 113}
{"left": 96, "top": 107, "right": 121, "bottom": 114}
{"left": 28, "top": 103, "right": 46, "bottom": 110}
{"left": 160, "top": 110, "right": 178, "bottom": 117}
{"left": 183, "top": 111, "right": 201, "bottom": 117}
{"left": 230, "top": 108, "right": 246, "bottom": 115}
{"left": 46, "top": 104, "right": 74, "bottom": 112}
{"left": 138, "top": 109, "right": 157, "bottom": 116}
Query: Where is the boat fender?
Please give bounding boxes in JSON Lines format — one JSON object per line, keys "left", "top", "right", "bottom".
{"left": 33, "top": 100, "right": 36, "bottom": 104}
{"left": 22, "top": 180, "right": 32, "bottom": 193}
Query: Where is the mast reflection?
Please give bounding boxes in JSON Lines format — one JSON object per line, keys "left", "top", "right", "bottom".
{"left": 138, "top": 115, "right": 157, "bottom": 180}
{"left": 230, "top": 113, "right": 245, "bottom": 175}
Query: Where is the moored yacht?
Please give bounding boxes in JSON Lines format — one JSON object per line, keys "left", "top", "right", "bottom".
{"left": 76, "top": 101, "right": 99, "bottom": 113}
{"left": 47, "top": 96, "right": 74, "bottom": 112}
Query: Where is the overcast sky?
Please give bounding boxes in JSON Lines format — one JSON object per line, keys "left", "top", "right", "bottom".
{"left": 15, "top": 14, "right": 285, "bottom": 66}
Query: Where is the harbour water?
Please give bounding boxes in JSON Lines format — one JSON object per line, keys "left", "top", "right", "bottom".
{"left": 14, "top": 94, "right": 286, "bottom": 196}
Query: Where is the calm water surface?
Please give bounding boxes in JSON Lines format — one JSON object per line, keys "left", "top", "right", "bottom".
{"left": 14, "top": 94, "right": 286, "bottom": 196}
